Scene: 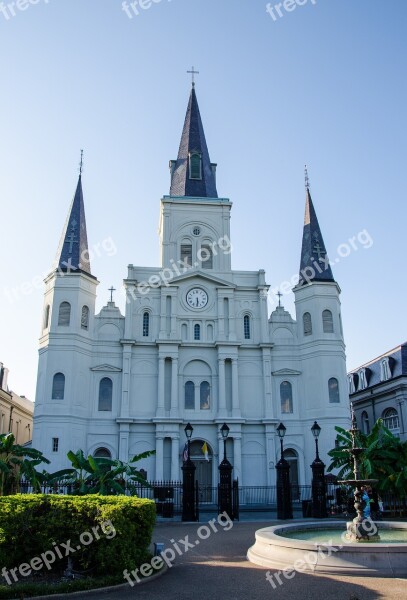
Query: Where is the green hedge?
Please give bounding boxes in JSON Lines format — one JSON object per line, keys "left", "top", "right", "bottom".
{"left": 0, "top": 495, "right": 156, "bottom": 580}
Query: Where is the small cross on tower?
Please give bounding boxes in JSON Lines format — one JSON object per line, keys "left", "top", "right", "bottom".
{"left": 276, "top": 291, "right": 283, "bottom": 308}
{"left": 108, "top": 286, "right": 116, "bottom": 303}
{"left": 187, "top": 66, "right": 200, "bottom": 87}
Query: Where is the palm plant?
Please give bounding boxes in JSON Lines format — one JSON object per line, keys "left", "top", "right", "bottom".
{"left": 0, "top": 433, "right": 50, "bottom": 495}
{"left": 52, "top": 449, "right": 155, "bottom": 495}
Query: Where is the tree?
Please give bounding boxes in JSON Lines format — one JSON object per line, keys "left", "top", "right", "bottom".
{"left": 51, "top": 449, "right": 155, "bottom": 495}
{"left": 0, "top": 433, "right": 50, "bottom": 496}
{"left": 327, "top": 419, "right": 407, "bottom": 495}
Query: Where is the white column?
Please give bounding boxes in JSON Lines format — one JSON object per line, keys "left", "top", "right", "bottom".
{"left": 119, "top": 423, "right": 130, "bottom": 462}
{"left": 262, "top": 348, "right": 273, "bottom": 419}
{"left": 159, "top": 293, "right": 166, "bottom": 339}
{"left": 218, "top": 358, "right": 226, "bottom": 417}
{"left": 157, "top": 357, "right": 165, "bottom": 417}
{"left": 120, "top": 343, "right": 132, "bottom": 418}
{"left": 229, "top": 296, "right": 236, "bottom": 341}
{"left": 171, "top": 357, "right": 179, "bottom": 417}
{"left": 155, "top": 436, "right": 164, "bottom": 480}
{"left": 218, "top": 295, "right": 224, "bottom": 338}
{"left": 124, "top": 285, "right": 134, "bottom": 339}
{"left": 233, "top": 436, "right": 242, "bottom": 483}
{"left": 232, "top": 358, "right": 240, "bottom": 417}
{"left": 171, "top": 436, "right": 180, "bottom": 481}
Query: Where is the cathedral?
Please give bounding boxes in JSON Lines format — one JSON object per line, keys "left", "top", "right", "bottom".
{"left": 33, "top": 84, "right": 350, "bottom": 487}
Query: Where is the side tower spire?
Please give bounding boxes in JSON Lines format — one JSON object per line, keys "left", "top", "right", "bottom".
{"left": 54, "top": 151, "right": 91, "bottom": 275}
{"left": 298, "top": 167, "right": 334, "bottom": 286}
{"left": 169, "top": 84, "right": 218, "bottom": 198}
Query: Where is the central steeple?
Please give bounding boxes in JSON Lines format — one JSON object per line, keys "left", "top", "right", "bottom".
{"left": 169, "top": 86, "right": 218, "bottom": 198}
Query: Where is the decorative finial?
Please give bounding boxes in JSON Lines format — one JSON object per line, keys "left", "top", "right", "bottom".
{"left": 108, "top": 286, "right": 116, "bottom": 303}
{"left": 305, "top": 164, "right": 310, "bottom": 192}
{"left": 276, "top": 291, "right": 283, "bottom": 308}
{"left": 79, "top": 149, "right": 84, "bottom": 177}
{"left": 187, "top": 66, "right": 200, "bottom": 88}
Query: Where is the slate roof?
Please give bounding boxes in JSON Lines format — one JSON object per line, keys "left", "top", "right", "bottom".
{"left": 298, "top": 188, "right": 335, "bottom": 285}
{"left": 170, "top": 86, "right": 218, "bottom": 198}
{"left": 54, "top": 175, "right": 92, "bottom": 275}
{"left": 348, "top": 343, "right": 407, "bottom": 391}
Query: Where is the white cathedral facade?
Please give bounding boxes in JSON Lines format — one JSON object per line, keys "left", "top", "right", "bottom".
{"left": 33, "top": 85, "right": 350, "bottom": 487}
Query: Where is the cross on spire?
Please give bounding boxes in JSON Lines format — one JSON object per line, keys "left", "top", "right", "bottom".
{"left": 79, "top": 149, "right": 84, "bottom": 177}
{"left": 187, "top": 66, "right": 199, "bottom": 87}
{"left": 108, "top": 286, "right": 116, "bottom": 303}
{"left": 276, "top": 291, "right": 283, "bottom": 308}
{"left": 305, "top": 164, "right": 310, "bottom": 192}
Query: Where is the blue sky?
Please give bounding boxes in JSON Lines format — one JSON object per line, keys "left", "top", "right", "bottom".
{"left": 1, "top": 0, "right": 406, "bottom": 398}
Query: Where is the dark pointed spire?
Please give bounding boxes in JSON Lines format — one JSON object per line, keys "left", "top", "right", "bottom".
{"left": 298, "top": 169, "right": 334, "bottom": 286}
{"left": 54, "top": 157, "right": 91, "bottom": 275}
{"left": 170, "top": 86, "right": 218, "bottom": 198}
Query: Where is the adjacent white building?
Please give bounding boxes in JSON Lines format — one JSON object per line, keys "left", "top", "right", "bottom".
{"left": 33, "top": 85, "right": 350, "bottom": 486}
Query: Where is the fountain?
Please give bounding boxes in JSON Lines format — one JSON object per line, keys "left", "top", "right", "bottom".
{"left": 247, "top": 412, "right": 407, "bottom": 577}
{"left": 339, "top": 405, "right": 380, "bottom": 542}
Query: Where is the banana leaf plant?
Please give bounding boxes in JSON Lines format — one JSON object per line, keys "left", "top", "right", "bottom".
{"left": 0, "top": 433, "right": 50, "bottom": 496}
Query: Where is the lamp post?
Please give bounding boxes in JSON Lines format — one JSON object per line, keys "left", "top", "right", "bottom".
{"left": 182, "top": 423, "right": 197, "bottom": 521}
{"left": 276, "top": 422, "right": 293, "bottom": 520}
{"left": 311, "top": 421, "right": 327, "bottom": 518}
{"left": 218, "top": 423, "right": 234, "bottom": 519}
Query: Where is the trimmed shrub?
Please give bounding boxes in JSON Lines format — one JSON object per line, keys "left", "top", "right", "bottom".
{"left": 0, "top": 495, "right": 155, "bottom": 578}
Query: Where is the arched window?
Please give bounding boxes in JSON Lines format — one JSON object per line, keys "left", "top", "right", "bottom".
{"left": 189, "top": 153, "right": 202, "bottom": 180}
{"left": 81, "top": 306, "right": 89, "bottom": 330}
{"left": 382, "top": 408, "right": 400, "bottom": 434}
{"left": 244, "top": 315, "right": 251, "bottom": 340}
{"left": 58, "top": 302, "right": 71, "bottom": 326}
{"left": 200, "top": 381, "right": 210, "bottom": 410}
{"left": 361, "top": 411, "right": 370, "bottom": 434}
{"left": 98, "top": 377, "right": 113, "bottom": 411}
{"left": 180, "top": 243, "right": 193, "bottom": 267}
{"left": 194, "top": 324, "right": 201, "bottom": 341}
{"left": 280, "top": 381, "right": 293, "bottom": 414}
{"left": 200, "top": 244, "right": 213, "bottom": 269}
{"left": 303, "top": 312, "right": 312, "bottom": 336}
{"left": 43, "top": 305, "right": 50, "bottom": 330}
{"left": 328, "top": 377, "right": 340, "bottom": 403}
{"left": 52, "top": 373, "right": 65, "bottom": 400}
{"left": 322, "top": 309, "right": 334, "bottom": 333}
{"left": 185, "top": 381, "right": 195, "bottom": 410}
{"left": 93, "top": 447, "right": 112, "bottom": 458}
{"left": 358, "top": 369, "right": 367, "bottom": 390}
{"left": 181, "top": 323, "right": 188, "bottom": 341}
{"left": 143, "top": 312, "right": 150, "bottom": 337}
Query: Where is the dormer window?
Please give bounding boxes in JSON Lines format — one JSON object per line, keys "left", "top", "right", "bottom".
{"left": 348, "top": 374, "right": 357, "bottom": 394}
{"left": 189, "top": 152, "right": 202, "bottom": 180}
{"left": 380, "top": 358, "right": 392, "bottom": 382}
{"left": 358, "top": 368, "right": 368, "bottom": 391}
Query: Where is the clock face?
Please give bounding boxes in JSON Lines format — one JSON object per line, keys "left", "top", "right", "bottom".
{"left": 186, "top": 288, "right": 208, "bottom": 309}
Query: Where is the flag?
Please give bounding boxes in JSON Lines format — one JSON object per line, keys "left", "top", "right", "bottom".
{"left": 183, "top": 443, "right": 188, "bottom": 462}
{"left": 201, "top": 442, "right": 209, "bottom": 462}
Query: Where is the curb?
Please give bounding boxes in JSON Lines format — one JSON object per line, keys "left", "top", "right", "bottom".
{"left": 25, "top": 564, "right": 168, "bottom": 600}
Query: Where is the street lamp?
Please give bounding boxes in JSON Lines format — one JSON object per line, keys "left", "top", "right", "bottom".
{"left": 182, "top": 422, "right": 197, "bottom": 521}
{"left": 218, "top": 423, "right": 234, "bottom": 520}
{"left": 220, "top": 423, "right": 230, "bottom": 461}
{"left": 276, "top": 422, "right": 293, "bottom": 520}
{"left": 310, "top": 421, "right": 327, "bottom": 518}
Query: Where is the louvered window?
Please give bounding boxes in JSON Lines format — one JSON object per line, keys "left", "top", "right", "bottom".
{"left": 81, "top": 306, "right": 89, "bottom": 330}
{"left": 322, "top": 310, "right": 334, "bottom": 333}
{"left": 189, "top": 153, "right": 202, "bottom": 180}
{"left": 52, "top": 373, "right": 65, "bottom": 400}
{"left": 58, "top": 302, "right": 71, "bottom": 326}
{"left": 303, "top": 312, "right": 312, "bottom": 336}
{"left": 180, "top": 245, "right": 192, "bottom": 267}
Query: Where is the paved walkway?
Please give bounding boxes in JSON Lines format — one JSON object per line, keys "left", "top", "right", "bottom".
{"left": 49, "top": 519, "right": 407, "bottom": 600}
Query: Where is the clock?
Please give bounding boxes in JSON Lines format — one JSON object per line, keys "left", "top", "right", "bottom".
{"left": 186, "top": 288, "right": 208, "bottom": 309}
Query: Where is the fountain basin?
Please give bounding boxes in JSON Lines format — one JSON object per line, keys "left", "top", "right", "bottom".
{"left": 247, "top": 521, "right": 407, "bottom": 577}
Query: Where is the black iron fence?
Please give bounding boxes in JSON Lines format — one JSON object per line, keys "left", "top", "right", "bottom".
{"left": 17, "top": 480, "right": 406, "bottom": 519}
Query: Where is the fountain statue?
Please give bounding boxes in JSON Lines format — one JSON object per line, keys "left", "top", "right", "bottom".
{"left": 339, "top": 404, "right": 380, "bottom": 542}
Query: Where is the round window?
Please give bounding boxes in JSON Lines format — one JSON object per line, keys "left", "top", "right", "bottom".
{"left": 192, "top": 227, "right": 201, "bottom": 236}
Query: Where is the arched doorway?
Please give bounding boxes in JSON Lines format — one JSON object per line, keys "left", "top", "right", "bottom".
{"left": 284, "top": 448, "right": 299, "bottom": 499}
{"left": 190, "top": 440, "right": 213, "bottom": 502}
{"left": 94, "top": 447, "right": 112, "bottom": 458}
